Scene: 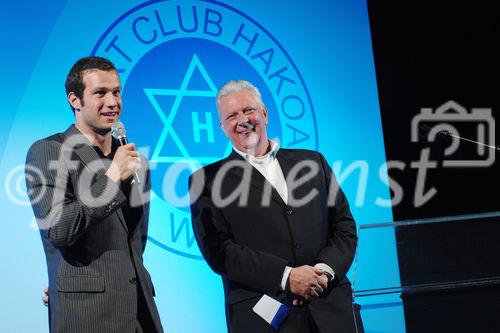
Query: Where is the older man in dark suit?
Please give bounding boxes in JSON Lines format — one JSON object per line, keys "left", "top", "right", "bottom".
{"left": 25, "top": 56, "right": 163, "bottom": 332}
{"left": 189, "top": 80, "right": 363, "bottom": 333}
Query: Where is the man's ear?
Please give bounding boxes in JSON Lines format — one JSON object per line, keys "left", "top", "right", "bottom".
{"left": 219, "top": 121, "right": 231, "bottom": 138}
{"left": 262, "top": 106, "right": 269, "bottom": 124}
{"left": 68, "top": 92, "right": 81, "bottom": 110}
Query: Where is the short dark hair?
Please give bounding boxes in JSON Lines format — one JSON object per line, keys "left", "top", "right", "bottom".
{"left": 65, "top": 56, "right": 117, "bottom": 113}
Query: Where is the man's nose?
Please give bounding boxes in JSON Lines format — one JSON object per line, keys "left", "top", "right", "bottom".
{"left": 106, "top": 93, "right": 119, "bottom": 108}
{"left": 236, "top": 113, "right": 249, "bottom": 125}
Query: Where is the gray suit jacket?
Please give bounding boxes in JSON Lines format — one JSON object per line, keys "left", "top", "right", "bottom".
{"left": 25, "top": 125, "right": 163, "bottom": 332}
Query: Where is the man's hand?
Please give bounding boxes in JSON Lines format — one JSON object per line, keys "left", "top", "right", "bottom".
{"left": 317, "top": 270, "right": 329, "bottom": 288}
{"left": 289, "top": 265, "right": 328, "bottom": 302}
{"left": 42, "top": 287, "right": 48, "bottom": 307}
{"left": 105, "top": 144, "right": 141, "bottom": 183}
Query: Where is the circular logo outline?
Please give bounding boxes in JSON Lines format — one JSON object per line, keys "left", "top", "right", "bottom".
{"left": 92, "top": 0, "right": 318, "bottom": 259}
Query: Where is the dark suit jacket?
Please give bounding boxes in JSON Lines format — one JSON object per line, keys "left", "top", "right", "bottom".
{"left": 25, "top": 125, "right": 163, "bottom": 333}
{"left": 190, "top": 148, "right": 361, "bottom": 333}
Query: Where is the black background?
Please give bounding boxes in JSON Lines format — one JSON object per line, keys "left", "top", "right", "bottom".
{"left": 367, "top": 1, "right": 500, "bottom": 221}
{"left": 367, "top": 2, "right": 500, "bottom": 331}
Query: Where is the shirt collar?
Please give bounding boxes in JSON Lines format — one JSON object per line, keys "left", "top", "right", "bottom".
{"left": 233, "top": 140, "right": 280, "bottom": 164}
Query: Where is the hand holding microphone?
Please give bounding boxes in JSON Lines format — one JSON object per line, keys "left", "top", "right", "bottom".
{"left": 106, "top": 121, "right": 141, "bottom": 184}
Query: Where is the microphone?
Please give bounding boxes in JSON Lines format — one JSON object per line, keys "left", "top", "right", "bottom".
{"left": 418, "top": 124, "right": 449, "bottom": 140}
{"left": 418, "top": 124, "right": 500, "bottom": 150}
{"left": 111, "top": 121, "right": 141, "bottom": 184}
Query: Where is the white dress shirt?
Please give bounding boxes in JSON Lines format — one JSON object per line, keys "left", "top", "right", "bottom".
{"left": 233, "top": 140, "right": 288, "bottom": 204}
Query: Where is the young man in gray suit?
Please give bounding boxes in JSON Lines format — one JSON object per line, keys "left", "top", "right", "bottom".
{"left": 190, "top": 80, "right": 363, "bottom": 333}
{"left": 26, "top": 56, "right": 163, "bottom": 332}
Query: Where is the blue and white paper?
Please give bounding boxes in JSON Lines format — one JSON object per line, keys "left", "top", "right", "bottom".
{"left": 253, "top": 294, "right": 291, "bottom": 330}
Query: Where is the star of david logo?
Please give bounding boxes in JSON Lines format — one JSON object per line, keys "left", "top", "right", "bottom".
{"left": 144, "top": 54, "right": 232, "bottom": 165}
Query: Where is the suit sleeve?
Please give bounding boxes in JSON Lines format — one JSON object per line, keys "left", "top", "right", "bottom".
{"left": 315, "top": 152, "right": 358, "bottom": 282}
{"left": 139, "top": 159, "right": 151, "bottom": 253}
{"left": 189, "top": 170, "right": 289, "bottom": 296}
{"left": 25, "top": 139, "right": 126, "bottom": 248}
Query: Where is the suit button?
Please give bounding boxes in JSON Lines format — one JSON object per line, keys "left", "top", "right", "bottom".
{"left": 129, "top": 277, "right": 137, "bottom": 284}
{"left": 286, "top": 208, "right": 294, "bottom": 215}
{"left": 294, "top": 241, "right": 302, "bottom": 249}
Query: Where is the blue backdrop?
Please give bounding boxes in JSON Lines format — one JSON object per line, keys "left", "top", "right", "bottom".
{"left": 0, "top": 1, "right": 403, "bottom": 332}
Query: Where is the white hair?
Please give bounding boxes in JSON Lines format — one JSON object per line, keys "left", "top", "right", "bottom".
{"left": 216, "top": 80, "right": 264, "bottom": 111}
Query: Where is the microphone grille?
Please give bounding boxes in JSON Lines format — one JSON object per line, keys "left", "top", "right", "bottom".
{"left": 111, "top": 121, "right": 126, "bottom": 139}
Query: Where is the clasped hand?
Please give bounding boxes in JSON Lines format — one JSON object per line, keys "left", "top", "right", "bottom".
{"left": 289, "top": 265, "right": 329, "bottom": 306}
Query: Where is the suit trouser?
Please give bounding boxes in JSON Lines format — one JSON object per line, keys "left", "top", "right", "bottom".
{"left": 279, "top": 306, "right": 321, "bottom": 333}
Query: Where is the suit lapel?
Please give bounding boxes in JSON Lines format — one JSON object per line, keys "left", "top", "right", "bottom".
{"left": 276, "top": 149, "right": 296, "bottom": 206}
{"left": 277, "top": 149, "right": 317, "bottom": 207}
{"left": 276, "top": 149, "right": 294, "bottom": 183}
{"left": 225, "top": 150, "right": 287, "bottom": 207}
{"left": 62, "top": 125, "right": 129, "bottom": 233}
